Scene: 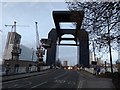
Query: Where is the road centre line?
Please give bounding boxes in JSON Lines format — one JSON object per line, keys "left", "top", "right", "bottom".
{"left": 54, "top": 71, "right": 68, "bottom": 79}
{"left": 7, "top": 81, "right": 32, "bottom": 88}
{"left": 16, "top": 81, "right": 32, "bottom": 88}
{"left": 8, "top": 84, "right": 18, "bottom": 88}
{"left": 77, "top": 71, "right": 86, "bottom": 89}
{"left": 30, "top": 81, "right": 47, "bottom": 88}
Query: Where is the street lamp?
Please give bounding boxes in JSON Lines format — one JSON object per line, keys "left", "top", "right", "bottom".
{"left": 92, "top": 40, "right": 96, "bottom": 62}
{"left": 31, "top": 48, "right": 34, "bottom": 61}
{"left": 104, "top": 61, "right": 107, "bottom": 72}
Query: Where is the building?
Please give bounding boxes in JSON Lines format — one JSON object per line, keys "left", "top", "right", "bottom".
{"left": 3, "top": 60, "right": 37, "bottom": 75}
{"left": 63, "top": 61, "right": 68, "bottom": 66}
{"left": 3, "top": 32, "right": 21, "bottom": 60}
{"left": 3, "top": 32, "right": 37, "bottom": 61}
{"left": 2, "top": 32, "right": 38, "bottom": 75}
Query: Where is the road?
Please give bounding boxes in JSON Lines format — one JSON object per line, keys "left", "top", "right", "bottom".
{"left": 2, "top": 69, "right": 114, "bottom": 89}
{"left": 2, "top": 69, "right": 80, "bottom": 89}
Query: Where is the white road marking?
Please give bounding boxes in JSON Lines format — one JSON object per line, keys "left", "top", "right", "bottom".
{"left": 8, "top": 81, "right": 32, "bottom": 88}
{"left": 77, "top": 80, "right": 84, "bottom": 88}
{"left": 8, "top": 84, "right": 18, "bottom": 88}
{"left": 68, "top": 81, "right": 76, "bottom": 85}
{"left": 77, "top": 71, "right": 83, "bottom": 89}
{"left": 31, "top": 81, "right": 47, "bottom": 88}
{"left": 54, "top": 80, "right": 66, "bottom": 84}
{"left": 2, "top": 70, "right": 57, "bottom": 84}
{"left": 3, "top": 77, "right": 33, "bottom": 84}
{"left": 16, "top": 81, "right": 32, "bottom": 88}
{"left": 54, "top": 71, "right": 68, "bottom": 79}
{"left": 2, "top": 78, "right": 29, "bottom": 84}
{"left": 2, "top": 77, "right": 33, "bottom": 84}
{"left": 77, "top": 71, "right": 86, "bottom": 89}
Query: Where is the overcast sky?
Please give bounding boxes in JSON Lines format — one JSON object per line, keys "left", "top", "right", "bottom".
{"left": 0, "top": 1, "right": 119, "bottom": 65}
{"left": 1, "top": 2, "right": 78, "bottom": 65}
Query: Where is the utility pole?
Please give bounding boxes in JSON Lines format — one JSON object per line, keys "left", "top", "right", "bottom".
{"left": 31, "top": 48, "right": 34, "bottom": 61}
{"left": 93, "top": 40, "right": 98, "bottom": 75}
{"left": 93, "top": 41, "right": 96, "bottom": 62}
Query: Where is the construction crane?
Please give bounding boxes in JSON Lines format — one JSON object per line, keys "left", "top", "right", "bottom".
{"left": 35, "top": 22, "right": 45, "bottom": 71}
{"left": 5, "top": 21, "right": 29, "bottom": 60}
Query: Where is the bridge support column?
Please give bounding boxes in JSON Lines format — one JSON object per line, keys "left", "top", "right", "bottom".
{"left": 78, "top": 30, "right": 89, "bottom": 67}
{"left": 46, "top": 29, "right": 57, "bottom": 66}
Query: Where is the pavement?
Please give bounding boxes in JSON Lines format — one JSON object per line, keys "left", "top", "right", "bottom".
{"left": 1, "top": 69, "right": 55, "bottom": 82}
{"left": 78, "top": 70, "right": 115, "bottom": 89}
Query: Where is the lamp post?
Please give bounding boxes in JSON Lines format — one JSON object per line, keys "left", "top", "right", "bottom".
{"left": 105, "top": 61, "right": 107, "bottom": 72}
{"left": 92, "top": 40, "right": 97, "bottom": 75}
{"left": 6, "top": 63, "right": 10, "bottom": 76}
{"left": 93, "top": 41, "right": 96, "bottom": 62}
{"left": 31, "top": 48, "right": 34, "bottom": 61}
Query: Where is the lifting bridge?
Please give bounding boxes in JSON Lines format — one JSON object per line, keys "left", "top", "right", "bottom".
{"left": 45, "top": 11, "right": 89, "bottom": 67}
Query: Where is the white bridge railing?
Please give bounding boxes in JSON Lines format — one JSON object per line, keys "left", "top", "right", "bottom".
{"left": 2, "top": 66, "right": 51, "bottom": 76}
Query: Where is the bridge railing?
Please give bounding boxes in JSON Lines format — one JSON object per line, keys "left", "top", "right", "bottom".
{"left": 1, "top": 66, "right": 50, "bottom": 76}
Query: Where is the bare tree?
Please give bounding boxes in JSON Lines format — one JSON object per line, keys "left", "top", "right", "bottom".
{"left": 67, "top": 1, "right": 119, "bottom": 50}
{"left": 66, "top": 1, "right": 120, "bottom": 74}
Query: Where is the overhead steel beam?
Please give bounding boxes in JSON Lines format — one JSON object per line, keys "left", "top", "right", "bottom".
{"left": 60, "top": 38, "right": 75, "bottom": 41}
{"left": 58, "top": 44, "right": 79, "bottom": 46}
{"left": 53, "top": 11, "right": 84, "bottom": 45}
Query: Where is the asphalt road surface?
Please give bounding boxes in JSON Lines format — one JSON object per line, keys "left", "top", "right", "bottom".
{"left": 2, "top": 69, "right": 80, "bottom": 89}
{"left": 2, "top": 69, "right": 114, "bottom": 89}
